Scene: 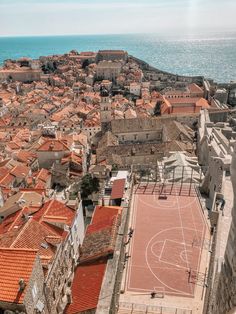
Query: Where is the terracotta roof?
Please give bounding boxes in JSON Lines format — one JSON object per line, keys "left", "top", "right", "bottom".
{"left": 79, "top": 205, "right": 122, "bottom": 263}
{"left": 35, "top": 168, "right": 51, "bottom": 183}
{"left": 34, "top": 199, "right": 75, "bottom": 226}
{"left": 91, "top": 205, "right": 122, "bottom": 225}
{"left": 37, "top": 139, "right": 70, "bottom": 152}
{"left": 0, "top": 199, "right": 76, "bottom": 265}
{"left": 0, "top": 248, "right": 37, "bottom": 304}
{"left": 110, "top": 178, "right": 125, "bottom": 200}
{"left": 65, "top": 259, "right": 107, "bottom": 314}
{"left": 16, "top": 150, "right": 37, "bottom": 164}
{"left": 10, "top": 165, "right": 30, "bottom": 178}
{"left": 6, "top": 142, "right": 21, "bottom": 150}
{"left": 0, "top": 167, "right": 15, "bottom": 187}
{"left": 168, "top": 97, "right": 209, "bottom": 107}
{"left": 81, "top": 215, "right": 120, "bottom": 263}
{"left": 61, "top": 152, "right": 82, "bottom": 165}
{"left": 188, "top": 83, "right": 204, "bottom": 94}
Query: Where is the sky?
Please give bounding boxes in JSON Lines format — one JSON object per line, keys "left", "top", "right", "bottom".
{"left": 0, "top": 0, "right": 235, "bottom": 37}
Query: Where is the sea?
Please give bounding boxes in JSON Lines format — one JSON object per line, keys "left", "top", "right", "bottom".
{"left": 0, "top": 32, "right": 236, "bottom": 83}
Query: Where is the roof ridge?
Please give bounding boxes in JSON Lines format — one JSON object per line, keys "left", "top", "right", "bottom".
{"left": 10, "top": 218, "right": 32, "bottom": 248}
{"left": 0, "top": 247, "right": 38, "bottom": 253}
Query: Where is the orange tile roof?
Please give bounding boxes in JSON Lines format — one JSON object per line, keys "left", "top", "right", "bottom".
{"left": 0, "top": 172, "right": 15, "bottom": 188}
{"left": 92, "top": 205, "right": 122, "bottom": 225}
{"left": 37, "top": 139, "right": 70, "bottom": 152}
{"left": 61, "top": 152, "right": 82, "bottom": 165}
{"left": 0, "top": 248, "right": 37, "bottom": 304}
{"left": 188, "top": 83, "right": 204, "bottom": 94}
{"left": 65, "top": 259, "right": 107, "bottom": 314}
{"left": 10, "top": 165, "right": 30, "bottom": 178}
{"left": 35, "top": 199, "right": 75, "bottom": 226}
{"left": 110, "top": 179, "right": 126, "bottom": 200}
{"left": 168, "top": 97, "right": 209, "bottom": 107}
{"left": 16, "top": 150, "right": 37, "bottom": 164}
{"left": 35, "top": 168, "right": 51, "bottom": 183}
{"left": 6, "top": 142, "right": 21, "bottom": 150}
{"left": 5, "top": 219, "right": 57, "bottom": 261}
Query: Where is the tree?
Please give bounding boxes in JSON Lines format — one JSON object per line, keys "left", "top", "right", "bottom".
{"left": 112, "top": 164, "right": 118, "bottom": 171}
{"left": 80, "top": 174, "right": 100, "bottom": 199}
{"left": 154, "top": 100, "right": 162, "bottom": 116}
{"left": 82, "top": 59, "right": 89, "bottom": 69}
{"left": 138, "top": 168, "right": 151, "bottom": 178}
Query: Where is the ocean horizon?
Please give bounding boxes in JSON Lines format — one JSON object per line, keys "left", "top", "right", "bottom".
{"left": 0, "top": 32, "right": 236, "bottom": 83}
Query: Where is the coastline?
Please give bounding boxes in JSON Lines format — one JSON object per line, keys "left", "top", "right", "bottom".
{"left": 0, "top": 33, "right": 236, "bottom": 83}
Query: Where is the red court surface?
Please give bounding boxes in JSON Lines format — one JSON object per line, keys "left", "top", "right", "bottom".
{"left": 127, "top": 183, "right": 207, "bottom": 298}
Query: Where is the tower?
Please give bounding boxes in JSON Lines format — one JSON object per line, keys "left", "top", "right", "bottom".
{"left": 100, "top": 86, "right": 112, "bottom": 131}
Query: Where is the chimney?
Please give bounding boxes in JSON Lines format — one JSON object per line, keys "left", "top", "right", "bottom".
{"left": 22, "top": 213, "right": 29, "bottom": 222}
{"left": 49, "top": 142, "right": 55, "bottom": 150}
{"left": 18, "top": 278, "right": 26, "bottom": 292}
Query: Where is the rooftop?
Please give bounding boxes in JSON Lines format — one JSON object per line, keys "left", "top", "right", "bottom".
{"left": 0, "top": 248, "right": 37, "bottom": 304}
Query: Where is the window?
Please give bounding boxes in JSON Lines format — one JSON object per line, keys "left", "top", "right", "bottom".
{"left": 146, "top": 134, "right": 149, "bottom": 139}
{"left": 134, "top": 134, "right": 137, "bottom": 140}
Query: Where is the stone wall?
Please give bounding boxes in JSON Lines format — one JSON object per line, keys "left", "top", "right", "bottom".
{"left": 210, "top": 145, "right": 236, "bottom": 313}
{"left": 96, "top": 177, "right": 134, "bottom": 314}
{"left": 129, "top": 55, "right": 204, "bottom": 85}
{"left": 24, "top": 255, "right": 48, "bottom": 314}
{"left": 44, "top": 203, "right": 84, "bottom": 313}
{"left": 0, "top": 70, "right": 41, "bottom": 83}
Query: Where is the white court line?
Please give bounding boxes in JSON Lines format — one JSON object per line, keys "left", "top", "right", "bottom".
{"left": 138, "top": 196, "right": 178, "bottom": 211}
{"left": 150, "top": 240, "right": 165, "bottom": 258}
{"left": 156, "top": 239, "right": 166, "bottom": 260}
{"left": 127, "top": 285, "right": 191, "bottom": 295}
{"left": 180, "top": 250, "right": 192, "bottom": 263}
{"left": 127, "top": 193, "right": 140, "bottom": 291}
{"left": 129, "top": 190, "right": 206, "bottom": 296}
{"left": 175, "top": 190, "right": 193, "bottom": 294}
{"left": 158, "top": 239, "right": 193, "bottom": 268}
{"left": 137, "top": 191, "right": 199, "bottom": 211}
{"left": 192, "top": 196, "right": 207, "bottom": 276}
{"left": 163, "top": 239, "right": 193, "bottom": 247}
{"left": 145, "top": 227, "right": 195, "bottom": 296}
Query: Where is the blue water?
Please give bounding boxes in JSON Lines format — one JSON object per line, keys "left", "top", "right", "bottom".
{"left": 0, "top": 33, "right": 236, "bottom": 83}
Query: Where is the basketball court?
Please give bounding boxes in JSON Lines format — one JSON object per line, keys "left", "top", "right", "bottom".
{"left": 126, "top": 183, "right": 208, "bottom": 298}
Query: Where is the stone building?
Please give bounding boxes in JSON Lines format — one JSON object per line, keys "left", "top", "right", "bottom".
{"left": 198, "top": 110, "right": 233, "bottom": 208}
{"left": 111, "top": 117, "right": 193, "bottom": 145}
{"left": 97, "top": 50, "right": 128, "bottom": 62}
{"left": 100, "top": 87, "right": 112, "bottom": 130}
{"left": 0, "top": 199, "right": 85, "bottom": 314}
{"left": 197, "top": 109, "right": 236, "bottom": 314}
{"left": 209, "top": 145, "right": 236, "bottom": 314}
{"left": 44, "top": 201, "right": 85, "bottom": 313}
{"left": 37, "top": 139, "right": 70, "bottom": 169}
{"left": 228, "top": 84, "right": 236, "bottom": 106}
{"left": 0, "top": 69, "right": 42, "bottom": 83}
{"left": 96, "top": 117, "right": 195, "bottom": 169}
{"left": 214, "top": 88, "right": 228, "bottom": 104}
{"left": 96, "top": 61, "right": 122, "bottom": 81}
